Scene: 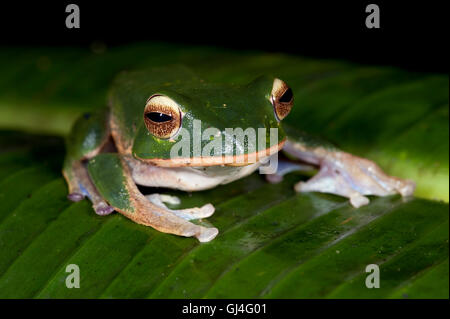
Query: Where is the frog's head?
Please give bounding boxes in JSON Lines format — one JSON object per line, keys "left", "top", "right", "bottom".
{"left": 112, "top": 68, "right": 294, "bottom": 167}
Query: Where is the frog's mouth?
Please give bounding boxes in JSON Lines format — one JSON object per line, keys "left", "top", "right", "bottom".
{"left": 135, "top": 138, "right": 286, "bottom": 167}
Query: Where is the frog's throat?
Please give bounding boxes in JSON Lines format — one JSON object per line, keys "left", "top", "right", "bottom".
{"left": 134, "top": 138, "right": 286, "bottom": 167}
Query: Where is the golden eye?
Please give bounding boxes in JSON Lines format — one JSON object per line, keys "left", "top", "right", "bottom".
{"left": 144, "top": 95, "right": 182, "bottom": 139}
{"left": 270, "top": 78, "right": 294, "bottom": 121}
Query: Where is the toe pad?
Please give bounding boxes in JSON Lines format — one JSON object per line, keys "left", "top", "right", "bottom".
{"left": 68, "top": 193, "right": 84, "bottom": 202}
{"left": 95, "top": 202, "right": 115, "bottom": 216}
{"left": 196, "top": 227, "right": 219, "bottom": 242}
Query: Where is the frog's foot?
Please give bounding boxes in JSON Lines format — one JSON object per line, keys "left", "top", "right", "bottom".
{"left": 86, "top": 153, "right": 219, "bottom": 242}
{"left": 136, "top": 193, "right": 218, "bottom": 242}
{"left": 145, "top": 194, "right": 215, "bottom": 221}
{"left": 294, "top": 151, "right": 415, "bottom": 208}
{"left": 265, "top": 160, "right": 315, "bottom": 184}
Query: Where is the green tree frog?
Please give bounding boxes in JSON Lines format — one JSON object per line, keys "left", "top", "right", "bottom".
{"left": 63, "top": 66, "right": 415, "bottom": 242}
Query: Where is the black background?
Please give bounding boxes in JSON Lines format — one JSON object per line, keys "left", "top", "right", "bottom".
{"left": 0, "top": 1, "right": 448, "bottom": 72}
{"left": 0, "top": 1, "right": 449, "bottom": 309}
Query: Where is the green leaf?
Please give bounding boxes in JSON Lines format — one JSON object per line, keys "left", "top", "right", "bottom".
{"left": 0, "top": 44, "right": 448, "bottom": 298}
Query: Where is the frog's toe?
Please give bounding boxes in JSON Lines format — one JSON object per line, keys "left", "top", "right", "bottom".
{"left": 145, "top": 193, "right": 215, "bottom": 220}
{"left": 158, "top": 194, "right": 181, "bottom": 205}
{"left": 294, "top": 181, "right": 311, "bottom": 192}
{"left": 68, "top": 192, "right": 84, "bottom": 202}
{"left": 193, "top": 203, "right": 215, "bottom": 218}
{"left": 196, "top": 227, "right": 219, "bottom": 243}
{"left": 265, "top": 174, "right": 283, "bottom": 184}
{"left": 395, "top": 179, "right": 416, "bottom": 197}
{"left": 264, "top": 160, "right": 314, "bottom": 184}
{"left": 171, "top": 203, "right": 215, "bottom": 220}
{"left": 350, "top": 193, "right": 370, "bottom": 208}
{"left": 145, "top": 194, "right": 180, "bottom": 206}
{"left": 94, "top": 202, "right": 115, "bottom": 216}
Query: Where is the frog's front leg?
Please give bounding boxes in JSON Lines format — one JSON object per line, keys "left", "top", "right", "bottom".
{"left": 280, "top": 139, "right": 415, "bottom": 208}
{"left": 64, "top": 159, "right": 115, "bottom": 215}
{"left": 87, "top": 153, "right": 219, "bottom": 242}
{"left": 63, "top": 109, "right": 115, "bottom": 215}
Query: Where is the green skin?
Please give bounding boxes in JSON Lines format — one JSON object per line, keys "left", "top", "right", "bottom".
{"left": 63, "top": 66, "right": 415, "bottom": 242}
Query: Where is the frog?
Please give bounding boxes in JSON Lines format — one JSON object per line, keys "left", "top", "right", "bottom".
{"left": 63, "top": 65, "right": 415, "bottom": 242}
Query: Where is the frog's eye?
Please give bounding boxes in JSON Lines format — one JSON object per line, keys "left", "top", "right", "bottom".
{"left": 144, "top": 94, "right": 182, "bottom": 139}
{"left": 270, "top": 78, "right": 294, "bottom": 121}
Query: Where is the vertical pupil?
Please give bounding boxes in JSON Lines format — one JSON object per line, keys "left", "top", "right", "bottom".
{"left": 146, "top": 112, "right": 172, "bottom": 122}
{"left": 279, "top": 88, "right": 293, "bottom": 103}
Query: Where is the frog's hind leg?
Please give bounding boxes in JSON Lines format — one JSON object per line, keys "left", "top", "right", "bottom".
{"left": 282, "top": 139, "right": 415, "bottom": 208}
{"left": 87, "top": 153, "right": 219, "bottom": 242}
{"left": 63, "top": 109, "right": 114, "bottom": 215}
{"left": 145, "top": 194, "right": 215, "bottom": 220}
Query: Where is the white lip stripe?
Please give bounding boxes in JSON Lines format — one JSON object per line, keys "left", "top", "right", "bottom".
{"left": 135, "top": 139, "right": 285, "bottom": 167}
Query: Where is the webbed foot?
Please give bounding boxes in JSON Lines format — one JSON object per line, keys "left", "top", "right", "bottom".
{"left": 294, "top": 151, "right": 415, "bottom": 208}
